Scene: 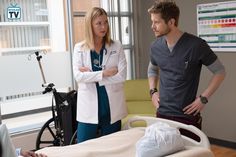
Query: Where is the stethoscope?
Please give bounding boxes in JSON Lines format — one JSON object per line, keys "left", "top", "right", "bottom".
{"left": 93, "top": 48, "right": 108, "bottom": 70}
{"left": 94, "top": 48, "right": 118, "bottom": 70}
{"left": 79, "top": 47, "right": 112, "bottom": 70}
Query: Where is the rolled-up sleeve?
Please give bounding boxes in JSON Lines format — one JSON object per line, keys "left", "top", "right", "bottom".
{"left": 147, "top": 62, "right": 159, "bottom": 78}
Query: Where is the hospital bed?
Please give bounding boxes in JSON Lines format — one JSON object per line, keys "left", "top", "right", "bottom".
{"left": 36, "top": 116, "right": 214, "bottom": 157}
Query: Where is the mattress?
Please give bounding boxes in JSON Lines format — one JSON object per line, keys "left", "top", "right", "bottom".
{"left": 36, "top": 117, "right": 214, "bottom": 157}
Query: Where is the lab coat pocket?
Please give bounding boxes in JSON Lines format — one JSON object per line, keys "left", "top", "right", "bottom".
{"left": 105, "top": 83, "right": 124, "bottom": 92}
{"left": 78, "top": 82, "right": 95, "bottom": 90}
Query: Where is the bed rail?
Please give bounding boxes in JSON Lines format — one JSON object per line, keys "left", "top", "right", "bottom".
{"left": 123, "top": 116, "right": 211, "bottom": 149}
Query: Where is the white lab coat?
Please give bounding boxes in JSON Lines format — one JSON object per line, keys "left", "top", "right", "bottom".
{"left": 73, "top": 40, "right": 128, "bottom": 124}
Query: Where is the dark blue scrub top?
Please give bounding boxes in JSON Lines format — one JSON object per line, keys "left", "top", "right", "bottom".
{"left": 90, "top": 47, "right": 110, "bottom": 125}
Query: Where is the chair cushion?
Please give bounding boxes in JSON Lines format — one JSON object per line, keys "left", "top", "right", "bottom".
{"left": 124, "top": 79, "right": 150, "bottom": 101}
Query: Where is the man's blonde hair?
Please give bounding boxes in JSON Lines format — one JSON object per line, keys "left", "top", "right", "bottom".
{"left": 148, "top": 0, "right": 180, "bottom": 26}
{"left": 84, "top": 7, "right": 112, "bottom": 50}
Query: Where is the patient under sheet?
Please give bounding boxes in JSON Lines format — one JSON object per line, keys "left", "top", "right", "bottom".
{"left": 36, "top": 127, "right": 214, "bottom": 157}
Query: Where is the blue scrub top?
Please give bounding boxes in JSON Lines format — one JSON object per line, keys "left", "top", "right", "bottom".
{"left": 90, "top": 47, "right": 111, "bottom": 126}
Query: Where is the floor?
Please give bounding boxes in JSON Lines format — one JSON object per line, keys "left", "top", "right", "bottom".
{"left": 211, "top": 145, "right": 236, "bottom": 157}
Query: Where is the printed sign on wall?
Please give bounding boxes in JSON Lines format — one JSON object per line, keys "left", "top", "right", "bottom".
{"left": 197, "top": 1, "right": 236, "bottom": 52}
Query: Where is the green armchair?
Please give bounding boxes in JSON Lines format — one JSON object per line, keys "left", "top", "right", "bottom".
{"left": 122, "top": 79, "right": 156, "bottom": 126}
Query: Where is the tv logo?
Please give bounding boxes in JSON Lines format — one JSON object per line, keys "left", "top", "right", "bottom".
{"left": 7, "top": 6, "right": 21, "bottom": 20}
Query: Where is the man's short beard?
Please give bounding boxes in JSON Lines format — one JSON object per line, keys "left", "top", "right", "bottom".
{"left": 156, "top": 27, "right": 171, "bottom": 37}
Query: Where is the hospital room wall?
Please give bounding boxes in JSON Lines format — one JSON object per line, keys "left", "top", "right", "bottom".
{"left": 133, "top": 0, "right": 236, "bottom": 145}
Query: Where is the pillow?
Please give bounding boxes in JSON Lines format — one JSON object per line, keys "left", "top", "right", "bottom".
{"left": 0, "top": 124, "right": 17, "bottom": 157}
{"left": 136, "top": 122, "right": 184, "bottom": 157}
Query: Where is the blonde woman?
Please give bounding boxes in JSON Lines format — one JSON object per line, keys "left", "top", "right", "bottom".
{"left": 73, "top": 7, "right": 127, "bottom": 143}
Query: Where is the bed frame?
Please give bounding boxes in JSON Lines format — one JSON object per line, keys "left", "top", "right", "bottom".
{"left": 36, "top": 116, "right": 214, "bottom": 157}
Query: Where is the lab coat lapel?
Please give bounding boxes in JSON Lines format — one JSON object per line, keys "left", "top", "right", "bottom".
{"left": 84, "top": 48, "right": 93, "bottom": 70}
{"left": 103, "top": 44, "right": 112, "bottom": 67}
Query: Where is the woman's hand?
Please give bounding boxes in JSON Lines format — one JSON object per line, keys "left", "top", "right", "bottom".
{"left": 79, "top": 67, "right": 90, "bottom": 72}
{"left": 103, "top": 67, "right": 118, "bottom": 77}
{"left": 21, "top": 150, "right": 47, "bottom": 157}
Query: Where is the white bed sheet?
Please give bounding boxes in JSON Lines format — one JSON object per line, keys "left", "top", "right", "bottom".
{"left": 36, "top": 127, "right": 214, "bottom": 157}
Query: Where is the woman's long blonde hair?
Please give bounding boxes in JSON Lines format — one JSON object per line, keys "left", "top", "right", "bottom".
{"left": 83, "top": 7, "right": 113, "bottom": 50}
